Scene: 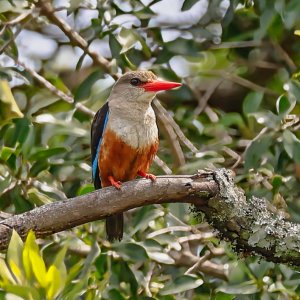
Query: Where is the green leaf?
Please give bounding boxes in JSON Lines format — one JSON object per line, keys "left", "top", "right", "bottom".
{"left": 0, "top": 258, "right": 16, "bottom": 284}
{"left": 131, "top": 206, "right": 163, "bottom": 235}
{"left": 111, "top": 260, "right": 138, "bottom": 294}
{"left": 243, "top": 91, "right": 263, "bottom": 115}
{"left": 27, "top": 188, "right": 53, "bottom": 205}
{"left": 160, "top": 275, "right": 203, "bottom": 295}
{"left": 272, "top": 175, "right": 283, "bottom": 193}
{"left": 215, "top": 292, "right": 235, "bottom": 300}
{"left": 276, "top": 94, "right": 294, "bottom": 117}
{"left": 182, "top": 0, "right": 199, "bottom": 11}
{"left": 0, "top": 284, "right": 41, "bottom": 300}
{"left": 29, "top": 147, "right": 67, "bottom": 161}
{"left": 0, "top": 69, "right": 12, "bottom": 81}
{"left": 283, "top": 130, "right": 294, "bottom": 158}
{"left": 283, "top": 130, "right": 300, "bottom": 163}
{"left": 77, "top": 184, "right": 95, "bottom": 196}
{"left": 220, "top": 112, "right": 246, "bottom": 129}
{"left": 51, "top": 243, "right": 68, "bottom": 283}
{"left": 113, "top": 242, "right": 148, "bottom": 262}
{"left": 75, "top": 52, "right": 87, "bottom": 71}
{"left": 109, "top": 34, "right": 122, "bottom": 59}
{"left": 249, "top": 261, "right": 274, "bottom": 279}
{"left": 23, "top": 231, "right": 47, "bottom": 288}
{"left": 288, "top": 79, "right": 300, "bottom": 103}
{"left": 74, "top": 70, "right": 104, "bottom": 102}
{"left": 0, "top": 146, "right": 15, "bottom": 161}
{"left": 118, "top": 28, "right": 139, "bottom": 54}
{"left": 108, "top": 289, "right": 126, "bottom": 300}
{"left": 0, "top": 80, "right": 23, "bottom": 124}
{"left": 147, "top": 251, "right": 175, "bottom": 264}
{"left": 29, "top": 160, "right": 49, "bottom": 177}
{"left": 27, "top": 93, "right": 61, "bottom": 116}
{"left": 79, "top": 242, "right": 100, "bottom": 279}
{"left": 14, "top": 117, "right": 31, "bottom": 145}
{"left": 249, "top": 111, "right": 280, "bottom": 128}
{"left": 244, "top": 135, "right": 273, "bottom": 170}
{"left": 7, "top": 230, "right": 24, "bottom": 283}
{"left": 46, "top": 265, "right": 63, "bottom": 300}
{"left": 217, "top": 280, "right": 259, "bottom": 295}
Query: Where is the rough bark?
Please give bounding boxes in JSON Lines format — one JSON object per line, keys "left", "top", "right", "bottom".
{"left": 0, "top": 169, "right": 300, "bottom": 266}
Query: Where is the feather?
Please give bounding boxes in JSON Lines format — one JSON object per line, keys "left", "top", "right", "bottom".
{"left": 91, "top": 102, "right": 109, "bottom": 188}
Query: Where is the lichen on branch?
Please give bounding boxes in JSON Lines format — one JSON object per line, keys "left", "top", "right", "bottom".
{"left": 195, "top": 169, "right": 300, "bottom": 265}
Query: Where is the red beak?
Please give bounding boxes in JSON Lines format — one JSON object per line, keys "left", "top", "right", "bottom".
{"left": 142, "top": 80, "right": 182, "bottom": 92}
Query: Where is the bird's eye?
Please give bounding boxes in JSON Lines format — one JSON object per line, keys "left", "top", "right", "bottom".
{"left": 130, "top": 78, "right": 142, "bottom": 86}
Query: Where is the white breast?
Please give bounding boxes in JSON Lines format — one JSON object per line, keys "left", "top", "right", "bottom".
{"left": 107, "top": 106, "right": 158, "bottom": 149}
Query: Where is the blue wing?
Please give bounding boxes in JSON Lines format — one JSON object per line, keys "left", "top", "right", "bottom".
{"left": 91, "top": 102, "right": 109, "bottom": 189}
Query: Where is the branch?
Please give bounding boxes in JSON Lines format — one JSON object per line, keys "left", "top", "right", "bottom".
{"left": 35, "top": 0, "right": 113, "bottom": 75}
{"left": 0, "top": 174, "right": 214, "bottom": 251}
{"left": 1, "top": 169, "right": 300, "bottom": 266}
{"left": 16, "top": 60, "right": 74, "bottom": 104}
{"left": 195, "top": 169, "right": 300, "bottom": 266}
{"left": 153, "top": 99, "right": 198, "bottom": 154}
{"left": 154, "top": 101, "right": 186, "bottom": 168}
{"left": 200, "top": 70, "right": 279, "bottom": 97}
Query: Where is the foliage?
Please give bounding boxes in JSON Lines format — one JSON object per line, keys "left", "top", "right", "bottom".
{"left": 0, "top": 0, "right": 300, "bottom": 299}
{"left": 0, "top": 230, "right": 67, "bottom": 300}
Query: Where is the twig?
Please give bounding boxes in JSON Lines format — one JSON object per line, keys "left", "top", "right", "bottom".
{"left": 12, "top": 58, "right": 95, "bottom": 117}
{"left": 200, "top": 70, "right": 279, "bottom": 97}
{"left": 210, "top": 40, "right": 262, "bottom": 49}
{"left": 153, "top": 99, "right": 199, "bottom": 154}
{"left": 153, "top": 155, "right": 172, "bottom": 175}
{"left": 147, "top": 225, "right": 194, "bottom": 238}
{"left": 35, "top": 0, "right": 114, "bottom": 76}
{"left": 184, "top": 250, "right": 211, "bottom": 275}
{"left": 177, "top": 232, "right": 215, "bottom": 244}
{"left": 204, "top": 106, "right": 219, "bottom": 123}
{"left": 271, "top": 41, "right": 297, "bottom": 73}
{"left": 144, "top": 263, "right": 155, "bottom": 297}
{"left": 0, "top": 15, "right": 33, "bottom": 55}
{"left": 1, "top": 10, "right": 33, "bottom": 26}
{"left": 222, "top": 146, "right": 242, "bottom": 169}
{"left": 16, "top": 60, "right": 74, "bottom": 103}
{"left": 243, "top": 127, "right": 269, "bottom": 158}
{"left": 193, "top": 78, "right": 224, "bottom": 116}
{"left": 75, "top": 103, "right": 95, "bottom": 117}
{"left": 154, "top": 102, "right": 186, "bottom": 168}
{"left": 169, "top": 245, "right": 227, "bottom": 280}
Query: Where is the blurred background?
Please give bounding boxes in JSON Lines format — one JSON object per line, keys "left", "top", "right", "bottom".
{"left": 1, "top": 0, "right": 300, "bottom": 299}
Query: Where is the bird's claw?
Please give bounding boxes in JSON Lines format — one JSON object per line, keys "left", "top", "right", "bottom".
{"left": 138, "top": 170, "right": 156, "bottom": 182}
{"left": 108, "top": 176, "right": 122, "bottom": 189}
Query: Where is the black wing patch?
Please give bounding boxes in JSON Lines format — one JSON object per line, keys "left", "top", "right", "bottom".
{"left": 91, "top": 102, "right": 109, "bottom": 189}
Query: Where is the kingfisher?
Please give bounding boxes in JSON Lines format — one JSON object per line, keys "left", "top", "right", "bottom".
{"left": 91, "top": 70, "right": 181, "bottom": 241}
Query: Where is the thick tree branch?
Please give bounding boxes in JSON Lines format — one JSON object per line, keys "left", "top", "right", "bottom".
{"left": 0, "top": 174, "right": 214, "bottom": 251}
{"left": 1, "top": 169, "right": 300, "bottom": 266}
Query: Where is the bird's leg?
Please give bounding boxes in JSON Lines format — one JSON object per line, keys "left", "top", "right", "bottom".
{"left": 108, "top": 175, "right": 122, "bottom": 189}
{"left": 137, "top": 170, "right": 156, "bottom": 181}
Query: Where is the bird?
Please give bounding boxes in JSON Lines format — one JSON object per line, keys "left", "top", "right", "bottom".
{"left": 91, "top": 70, "right": 182, "bottom": 241}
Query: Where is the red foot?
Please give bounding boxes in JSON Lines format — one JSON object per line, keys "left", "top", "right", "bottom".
{"left": 108, "top": 176, "right": 122, "bottom": 190}
{"left": 138, "top": 170, "right": 156, "bottom": 182}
